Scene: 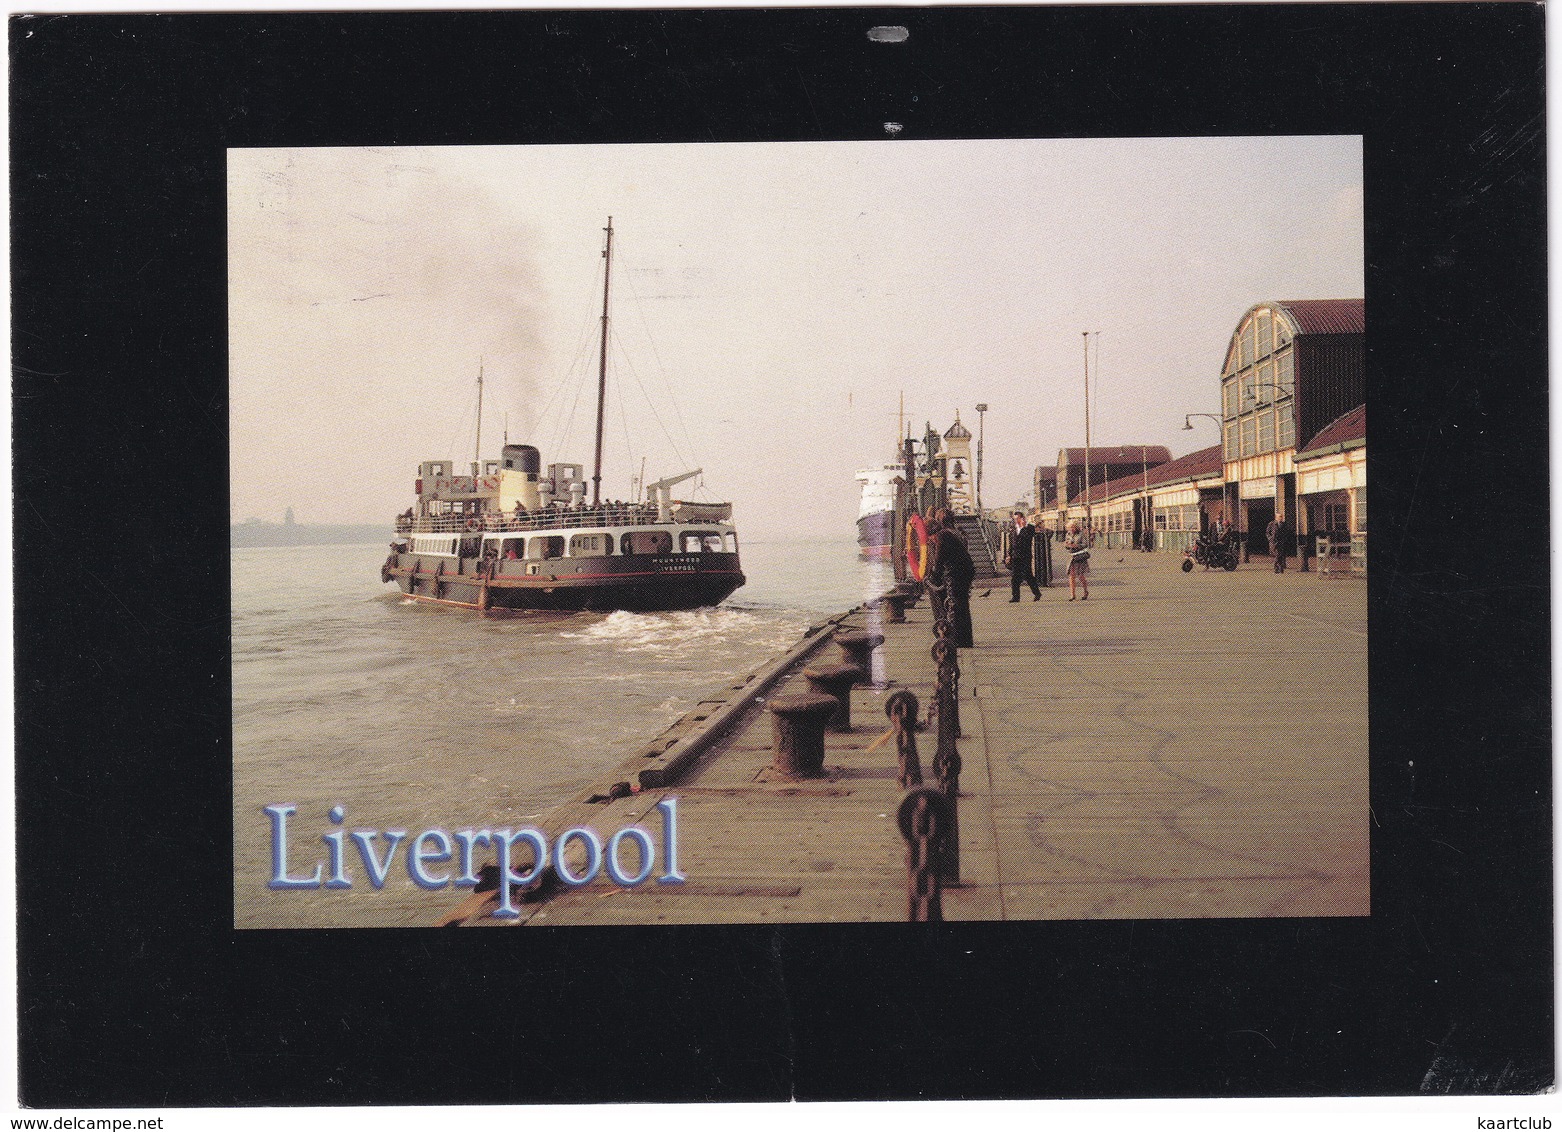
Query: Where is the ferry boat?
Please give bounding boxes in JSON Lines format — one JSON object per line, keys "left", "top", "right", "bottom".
{"left": 381, "top": 219, "right": 746, "bottom": 613}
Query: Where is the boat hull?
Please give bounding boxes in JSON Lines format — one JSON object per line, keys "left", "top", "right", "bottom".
{"left": 856, "top": 510, "right": 893, "bottom": 559}
{"left": 388, "top": 551, "right": 745, "bottom": 613}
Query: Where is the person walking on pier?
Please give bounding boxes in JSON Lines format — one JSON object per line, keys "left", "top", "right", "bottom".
{"left": 1064, "top": 519, "right": 1094, "bottom": 601}
{"left": 928, "top": 508, "right": 976, "bottom": 646}
{"left": 1266, "top": 516, "right": 1289, "bottom": 573}
{"left": 1005, "top": 511, "right": 1041, "bottom": 602}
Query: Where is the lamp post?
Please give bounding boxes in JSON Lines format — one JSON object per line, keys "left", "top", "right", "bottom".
{"left": 1081, "top": 332, "right": 1092, "bottom": 531}
{"left": 1183, "top": 412, "right": 1227, "bottom": 547}
{"left": 974, "top": 402, "right": 988, "bottom": 516}
{"left": 1140, "top": 444, "right": 1151, "bottom": 552}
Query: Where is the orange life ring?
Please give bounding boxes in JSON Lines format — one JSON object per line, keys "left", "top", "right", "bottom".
{"left": 905, "top": 514, "right": 929, "bottom": 581}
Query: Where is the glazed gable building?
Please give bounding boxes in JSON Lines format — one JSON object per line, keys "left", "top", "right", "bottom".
{"left": 1219, "top": 299, "right": 1363, "bottom": 557}
{"left": 1049, "top": 297, "right": 1364, "bottom": 570}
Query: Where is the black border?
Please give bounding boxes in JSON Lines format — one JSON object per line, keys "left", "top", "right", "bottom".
{"left": 12, "top": 4, "right": 1550, "bottom": 1106}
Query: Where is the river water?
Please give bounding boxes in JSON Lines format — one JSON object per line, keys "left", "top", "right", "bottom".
{"left": 233, "top": 535, "right": 891, "bottom": 927}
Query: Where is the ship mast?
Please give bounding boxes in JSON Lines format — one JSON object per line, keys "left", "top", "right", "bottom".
{"left": 473, "top": 357, "right": 484, "bottom": 468}
{"left": 592, "top": 217, "right": 614, "bottom": 508}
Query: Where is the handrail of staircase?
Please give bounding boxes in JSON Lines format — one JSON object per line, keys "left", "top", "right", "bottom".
{"left": 963, "top": 514, "right": 1003, "bottom": 576}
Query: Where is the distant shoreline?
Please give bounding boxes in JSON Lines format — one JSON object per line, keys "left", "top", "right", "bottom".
{"left": 231, "top": 523, "right": 391, "bottom": 549}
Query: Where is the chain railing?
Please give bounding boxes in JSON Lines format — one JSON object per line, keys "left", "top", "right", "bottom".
{"left": 898, "top": 787, "right": 953, "bottom": 922}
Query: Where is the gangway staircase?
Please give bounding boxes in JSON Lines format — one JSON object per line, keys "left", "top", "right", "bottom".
{"left": 949, "top": 514, "right": 1006, "bottom": 581}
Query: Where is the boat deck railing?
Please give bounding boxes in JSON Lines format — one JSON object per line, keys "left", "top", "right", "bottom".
{"left": 396, "top": 505, "right": 732, "bottom": 536}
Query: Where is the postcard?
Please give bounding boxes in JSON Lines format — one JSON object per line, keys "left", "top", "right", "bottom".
{"left": 228, "top": 137, "right": 1368, "bottom": 931}
{"left": 13, "top": 3, "right": 1550, "bottom": 1114}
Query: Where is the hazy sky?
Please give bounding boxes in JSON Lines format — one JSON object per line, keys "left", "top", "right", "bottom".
{"left": 229, "top": 138, "right": 1361, "bottom": 537}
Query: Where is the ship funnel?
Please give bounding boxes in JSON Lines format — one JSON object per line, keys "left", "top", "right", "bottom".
{"left": 502, "top": 444, "right": 542, "bottom": 509}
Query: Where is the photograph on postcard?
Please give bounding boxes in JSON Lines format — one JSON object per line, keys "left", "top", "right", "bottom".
{"left": 230, "top": 137, "right": 1365, "bottom": 929}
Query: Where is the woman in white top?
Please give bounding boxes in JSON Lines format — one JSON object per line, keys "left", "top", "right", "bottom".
{"left": 1064, "top": 519, "right": 1094, "bottom": 601}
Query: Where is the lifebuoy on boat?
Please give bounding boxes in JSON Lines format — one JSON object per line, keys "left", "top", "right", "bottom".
{"left": 465, "top": 517, "right": 482, "bottom": 532}
{"left": 905, "top": 513, "right": 929, "bottom": 582}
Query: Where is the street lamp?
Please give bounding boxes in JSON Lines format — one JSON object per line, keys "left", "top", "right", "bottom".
{"left": 1081, "top": 332, "right": 1093, "bottom": 530}
{"left": 1183, "top": 412, "right": 1230, "bottom": 550}
{"left": 1138, "top": 444, "right": 1152, "bottom": 552}
{"left": 974, "top": 402, "right": 988, "bottom": 515}
{"left": 1242, "top": 380, "right": 1289, "bottom": 406}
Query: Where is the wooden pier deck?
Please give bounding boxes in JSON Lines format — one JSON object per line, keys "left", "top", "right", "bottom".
{"left": 449, "top": 549, "right": 1368, "bottom": 925}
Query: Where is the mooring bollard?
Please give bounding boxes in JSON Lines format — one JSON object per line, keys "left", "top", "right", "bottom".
{"left": 898, "top": 787, "right": 953, "bottom": 922}
{"left": 884, "top": 689, "right": 923, "bottom": 788}
{"left": 871, "top": 592, "right": 909, "bottom": 623}
{"left": 833, "top": 630, "right": 884, "bottom": 677}
{"left": 766, "top": 692, "right": 838, "bottom": 779}
{"left": 893, "top": 581, "right": 923, "bottom": 609}
{"left": 802, "top": 662, "right": 864, "bottom": 732}
{"left": 931, "top": 638, "right": 963, "bottom": 886}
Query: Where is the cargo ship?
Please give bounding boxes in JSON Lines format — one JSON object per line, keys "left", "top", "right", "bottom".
{"left": 854, "top": 463, "right": 902, "bottom": 559}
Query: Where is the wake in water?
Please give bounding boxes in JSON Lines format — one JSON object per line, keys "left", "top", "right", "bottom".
{"left": 559, "top": 606, "right": 805, "bottom": 661}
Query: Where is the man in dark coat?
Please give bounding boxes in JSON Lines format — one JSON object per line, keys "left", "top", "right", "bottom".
{"left": 1266, "top": 516, "right": 1289, "bottom": 573}
{"left": 1004, "top": 511, "right": 1042, "bottom": 601}
{"left": 927, "top": 508, "right": 976, "bottom": 648}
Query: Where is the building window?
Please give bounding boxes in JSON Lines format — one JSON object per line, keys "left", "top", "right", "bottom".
{"left": 1257, "top": 410, "right": 1275, "bottom": 452}
{"left": 1352, "top": 489, "right": 1366, "bottom": 532}
{"left": 1223, "top": 421, "right": 1238, "bottom": 462}
{"left": 1277, "top": 349, "right": 1294, "bottom": 394}
{"left": 1322, "top": 502, "right": 1349, "bottom": 531}
{"left": 1256, "top": 311, "right": 1272, "bottom": 356}
{"left": 1240, "top": 416, "right": 1256, "bottom": 457}
{"left": 1223, "top": 379, "right": 1239, "bottom": 419}
{"left": 1277, "top": 403, "right": 1295, "bottom": 449}
{"left": 1156, "top": 504, "right": 1201, "bottom": 531}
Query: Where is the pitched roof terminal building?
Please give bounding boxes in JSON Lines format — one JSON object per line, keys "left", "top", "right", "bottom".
{"left": 1048, "top": 298, "right": 1364, "bottom": 570}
